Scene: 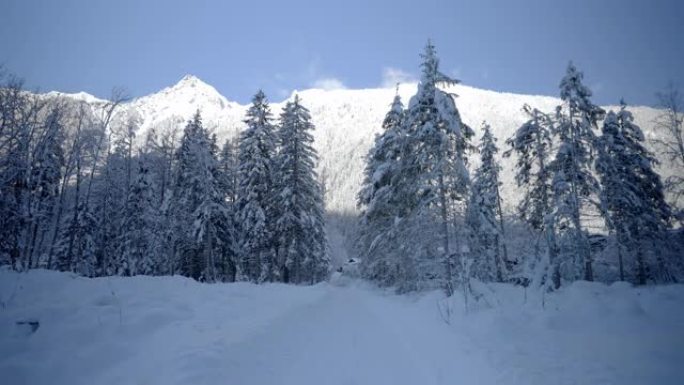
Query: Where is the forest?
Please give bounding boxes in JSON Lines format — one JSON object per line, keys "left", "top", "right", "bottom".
{"left": 1, "top": 42, "right": 682, "bottom": 295}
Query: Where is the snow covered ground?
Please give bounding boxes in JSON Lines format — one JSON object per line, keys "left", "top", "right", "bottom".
{"left": 1, "top": 269, "right": 683, "bottom": 385}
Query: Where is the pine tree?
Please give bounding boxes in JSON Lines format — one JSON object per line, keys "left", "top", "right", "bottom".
{"left": 548, "top": 62, "right": 604, "bottom": 283}
{"left": 274, "top": 95, "right": 329, "bottom": 284}
{"left": 357, "top": 90, "right": 407, "bottom": 285}
{"left": 401, "top": 40, "right": 472, "bottom": 295}
{"left": 169, "top": 111, "right": 232, "bottom": 280}
{"left": 218, "top": 138, "right": 238, "bottom": 204}
{"left": 596, "top": 102, "right": 672, "bottom": 284}
{"left": 236, "top": 91, "right": 277, "bottom": 282}
{"left": 466, "top": 123, "right": 505, "bottom": 282}
{"left": 505, "top": 104, "right": 557, "bottom": 287}
{"left": 505, "top": 105, "right": 554, "bottom": 231}
{"left": 118, "top": 160, "right": 161, "bottom": 275}
{"left": 56, "top": 201, "right": 99, "bottom": 276}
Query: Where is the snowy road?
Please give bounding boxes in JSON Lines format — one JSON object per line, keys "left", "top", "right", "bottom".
{"left": 219, "top": 285, "right": 495, "bottom": 385}
{"left": 2, "top": 270, "right": 683, "bottom": 385}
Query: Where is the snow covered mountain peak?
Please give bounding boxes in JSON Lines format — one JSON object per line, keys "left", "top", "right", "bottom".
{"left": 125, "top": 74, "right": 244, "bottom": 135}
{"left": 155, "top": 73, "right": 228, "bottom": 105}
{"left": 172, "top": 74, "right": 212, "bottom": 91}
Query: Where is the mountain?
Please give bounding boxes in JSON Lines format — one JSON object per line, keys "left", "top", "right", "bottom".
{"left": 46, "top": 75, "right": 675, "bottom": 217}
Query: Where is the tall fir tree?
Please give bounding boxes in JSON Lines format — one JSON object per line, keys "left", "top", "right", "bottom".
{"left": 505, "top": 105, "right": 554, "bottom": 232}
{"left": 466, "top": 123, "right": 505, "bottom": 282}
{"left": 118, "top": 160, "right": 161, "bottom": 275}
{"left": 401, "top": 40, "right": 472, "bottom": 295}
{"left": 548, "top": 62, "right": 604, "bottom": 283}
{"left": 505, "top": 105, "right": 557, "bottom": 287}
{"left": 236, "top": 90, "right": 277, "bottom": 282}
{"left": 218, "top": 138, "right": 238, "bottom": 204}
{"left": 596, "top": 102, "right": 672, "bottom": 284}
{"left": 357, "top": 90, "right": 408, "bottom": 286}
{"left": 169, "top": 111, "right": 232, "bottom": 281}
{"left": 274, "top": 95, "right": 329, "bottom": 284}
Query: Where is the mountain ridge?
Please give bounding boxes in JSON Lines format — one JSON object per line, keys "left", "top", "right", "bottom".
{"left": 41, "top": 75, "right": 675, "bottom": 215}
{"left": 45, "top": 74, "right": 661, "bottom": 110}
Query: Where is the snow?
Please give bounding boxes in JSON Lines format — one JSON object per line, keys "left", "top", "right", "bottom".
{"left": 39, "top": 76, "right": 679, "bottom": 269}
{"left": 42, "top": 76, "right": 676, "bottom": 218}
{"left": 2, "top": 269, "right": 683, "bottom": 385}
{"left": 44, "top": 91, "right": 105, "bottom": 104}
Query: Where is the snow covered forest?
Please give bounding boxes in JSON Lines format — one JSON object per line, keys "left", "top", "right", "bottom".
{"left": 1, "top": 42, "right": 682, "bottom": 292}
{"left": 357, "top": 43, "right": 683, "bottom": 294}
{"left": 0, "top": 71, "right": 328, "bottom": 284}
{"left": 2, "top": 37, "right": 684, "bottom": 384}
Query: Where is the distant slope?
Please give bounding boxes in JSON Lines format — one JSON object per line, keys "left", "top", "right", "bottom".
{"left": 45, "top": 76, "right": 676, "bottom": 215}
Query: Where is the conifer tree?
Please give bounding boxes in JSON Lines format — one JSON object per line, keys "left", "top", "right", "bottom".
{"left": 236, "top": 91, "right": 277, "bottom": 282}
{"left": 118, "top": 160, "right": 161, "bottom": 275}
{"left": 466, "top": 123, "right": 505, "bottom": 282}
{"left": 401, "top": 41, "right": 472, "bottom": 295}
{"left": 169, "top": 111, "right": 232, "bottom": 280}
{"left": 549, "top": 62, "right": 604, "bottom": 282}
{"left": 357, "top": 90, "right": 407, "bottom": 285}
{"left": 274, "top": 95, "right": 329, "bottom": 284}
{"left": 505, "top": 105, "right": 558, "bottom": 287}
{"left": 57, "top": 202, "right": 99, "bottom": 276}
{"left": 506, "top": 105, "right": 554, "bottom": 231}
{"left": 596, "top": 102, "right": 672, "bottom": 284}
{"left": 218, "top": 138, "right": 238, "bottom": 204}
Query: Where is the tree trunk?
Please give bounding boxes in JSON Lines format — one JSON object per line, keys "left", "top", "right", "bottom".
{"left": 616, "top": 230, "right": 625, "bottom": 281}
{"left": 438, "top": 173, "right": 453, "bottom": 297}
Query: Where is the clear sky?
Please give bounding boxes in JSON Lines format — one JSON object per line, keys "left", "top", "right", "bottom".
{"left": 1, "top": 0, "right": 682, "bottom": 106}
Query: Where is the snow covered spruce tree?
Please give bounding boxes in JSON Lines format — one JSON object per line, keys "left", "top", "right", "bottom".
{"left": 396, "top": 41, "right": 472, "bottom": 295}
{"left": 505, "top": 105, "right": 555, "bottom": 232}
{"left": 235, "top": 90, "right": 278, "bottom": 282}
{"left": 504, "top": 104, "right": 558, "bottom": 287}
{"left": 117, "top": 159, "right": 161, "bottom": 276}
{"left": 357, "top": 90, "right": 408, "bottom": 286}
{"left": 466, "top": 123, "right": 506, "bottom": 282}
{"left": 596, "top": 102, "right": 672, "bottom": 284}
{"left": 218, "top": 138, "right": 238, "bottom": 204}
{"left": 548, "top": 62, "right": 604, "bottom": 283}
{"left": 169, "top": 111, "right": 234, "bottom": 281}
{"left": 274, "top": 95, "right": 329, "bottom": 284}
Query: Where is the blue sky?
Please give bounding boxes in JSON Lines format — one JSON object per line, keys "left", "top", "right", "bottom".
{"left": 1, "top": 0, "right": 682, "bottom": 106}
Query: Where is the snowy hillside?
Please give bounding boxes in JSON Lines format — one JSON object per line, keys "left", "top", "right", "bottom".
{"left": 48, "top": 76, "right": 674, "bottom": 215}
{"left": 1, "top": 269, "right": 683, "bottom": 385}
